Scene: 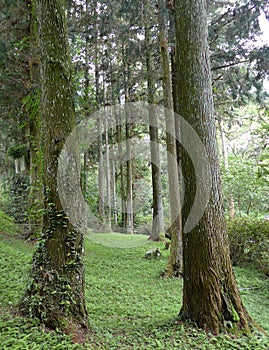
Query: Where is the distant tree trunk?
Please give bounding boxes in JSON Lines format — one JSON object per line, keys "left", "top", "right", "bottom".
{"left": 97, "top": 116, "right": 105, "bottom": 219}
{"left": 218, "top": 118, "right": 235, "bottom": 219}
{"left": 145, "top": 27, "right": 165, "bottom": 241}
{"left": 20, "top": 0, "right": 88, "bottom": 331}
{"left": 158, "top": 0, "right": 182, "bottom": 277}
{"left": 104, "top": 112, "right": 112, "bottom": 231}
{"left": 175, "top": 0, "right": 252, "bottom": 334}
{"left": 169, "top": 4, "right": 183, "bottom": 181}
{"left": 110, "top": 145, "right": 118, "bottom": 226}
{"left": 125, "top": 120, "right": 134, "bottom": 234}
{"left": 94, "top": 4, "right": 105, "bottom": 222}
{"left": 81, "top": 0, "right": 90, "bottom": 198}
{"left": 123, "top": 51, "right": 134, "bottom": 234}
{"left": 116, "top": 114, "right": 126, "bottom": 227}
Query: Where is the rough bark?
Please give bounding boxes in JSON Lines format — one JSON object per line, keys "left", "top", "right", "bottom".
{"left": 25, "top": 0, "right": 43, "bottom": 239}
{"left": 158, "top": 0, "right": 182, "bottom": 277}
{"left": 175, "top": 0, "right": 252, "bottom": 334}
{"left": 20, "top": 0, "right": 88, "bottom": 331}
{"left": 145, "top": 27, "right": 165, "bottom": 241}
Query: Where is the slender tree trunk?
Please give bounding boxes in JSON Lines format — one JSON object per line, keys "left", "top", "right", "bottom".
{"left": 175, "top": 0, "right": 252, "bottom": 334}
{"left": 80, "top": 0, "right": 90, "bottom": 199}
{"left": 218, "top": 118, "right": 235, "bottom": 219}
{"left": 104, "top": 112, "right": 112, "bottom": 231}
{"left": 111, "top": 145, "right": 118, "bottom": 226}
{"left": 125, "top": 120, "right": 134, "bottom": 234}
{"left": 20, "top": 0, "right": 88, "bottom": 331}
{"left": 145, "top": 27, "right": 165, "bottom": 241}
{"left": 97, "top": 116, "right": 105, "bottom": 220}
{"left": 123, "top": 50, "right": 134, "bottom": 234}
{"left": 158, "top": 0, "right": 182, "bottom": 277}
{"left": 169, "top": 5, "right": 183, "bottom": 186}
{"left": 94, "top": 2, "right": 105, "bottom": 222}
{"left": 116, "top": 114, "right": 126, "bottom": 228}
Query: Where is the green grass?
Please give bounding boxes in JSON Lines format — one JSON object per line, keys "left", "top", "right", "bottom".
{"left": 0, "top": 230, "right": 269, "bottom": 349}
{"left": 87, "top": 231, "right": 151, "bottom": 248}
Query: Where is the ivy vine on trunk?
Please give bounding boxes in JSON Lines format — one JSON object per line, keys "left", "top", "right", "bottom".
{"left": 19, "top": 0, "right": 88, "bottom": 332}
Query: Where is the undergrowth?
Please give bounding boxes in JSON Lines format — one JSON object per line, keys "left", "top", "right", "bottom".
{"left": 0, "top": 228, "right": 268, "bottom": 349}
{"left": 0, "top": 209, "right": 22, "bottom": 236}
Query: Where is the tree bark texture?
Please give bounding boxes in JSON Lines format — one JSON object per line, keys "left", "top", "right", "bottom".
{"left": 20, "top": 0, "right": 88, "bottom": 330}
{"left": 175, "top": 0, "right": 252, "bottom": 334}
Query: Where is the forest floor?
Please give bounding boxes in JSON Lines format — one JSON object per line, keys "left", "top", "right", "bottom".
{"left": 0, "top": 217, "right": 269, "bottom": 349}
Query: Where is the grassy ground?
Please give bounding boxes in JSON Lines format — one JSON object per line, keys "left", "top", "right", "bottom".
{"left": 0, "top": 229, "right": 268, "bottom": 349}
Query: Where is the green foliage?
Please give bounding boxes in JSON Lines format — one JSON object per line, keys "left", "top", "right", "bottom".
{"left": 4, "top": 174, "right": 30, "bottom": 224}
{"left": 7, "top": 144, "right": 28, "bottom": 159}
{"left": 220, "top": 104, "right": 269, "bottom": 217}
{"left": 0, "top": 210, "right": 22, "bottom": 236}
{"left": 0, "top": 228, "right": 269, "bottom": 349}
{"left": 221, "top": 155, "right": 268, "bottom": 215}
{"left": 22, "top": 91, "right": 40, "bottom": 121}
{"left": 228, "top": 218, "right": 269, "bottom": 275}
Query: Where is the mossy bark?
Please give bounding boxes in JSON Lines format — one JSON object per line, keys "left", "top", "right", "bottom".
{"left": 20, "top": 0, "right": 88, "bottom": 330}
{"left": 175, "top": 0, "right": 252, "bottom": 334}
{"left": 28, "top": 0, "right": 43, "bottom": 239}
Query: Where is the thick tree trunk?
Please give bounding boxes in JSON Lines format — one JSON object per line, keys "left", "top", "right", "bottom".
{"left": 20, "top": 0, "right": 88, "bottom": 331}
{"left": 145, "top": 27, "right": 165, "bottom": 241}
{"left": 28, "top": 114, "right": 43, "bottom": 238}
{"left": 175, "top": 0, "right": 252, "bottom": 334}
{"left": 25, "top": 0, "right": 43, "bottom": 239}
{"left": 158, "top": 0, "right": 182, "bottom": 277}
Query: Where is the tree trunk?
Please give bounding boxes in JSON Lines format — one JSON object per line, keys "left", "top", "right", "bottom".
{"left": 21, "top": 0, "right": 43, "bottom": 239}
{"left": 175, "top": 0, "right": 252, "bottom": 334}
{"left": 123, "top": 51, "right": 134, "bottom": 234}
{"left": 111, "top": 145, "right": 118, "bottom": 226}
{"left": 218, "top": 118, "right": 235, "bottom": 219}
{"left": 125, "top": 120, "right": 134, "bottom": 234}
{"left": 116, "top": 114, "right": 126, "bottom": 228}
{"left": 20, "top": 0, "right": 88, "bottom": 331}
{"left": 94, "top": 2, "right": 105, "bottom": 222}
{"left": 97, "top": 116, "right": 105, "bottom": 220}
{"left": 104, "top": 112, "right": 112, "bottom": 231}
{"left": 145, "top": 27, "right": 165, "bottom": 241}
{"left": 158, "top": 0, "right": 182, "bottom": 277}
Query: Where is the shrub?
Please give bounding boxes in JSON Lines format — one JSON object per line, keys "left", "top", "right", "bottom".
{"left": 227, "top": 218, "right": 269, "bottom": 276}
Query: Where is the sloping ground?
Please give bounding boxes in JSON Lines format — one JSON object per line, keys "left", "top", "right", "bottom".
{"left": 0, "top": 210, "right": 22, "bottom": 236}
{"left": 0, "top": 222, "right": 268, "bottom": 349}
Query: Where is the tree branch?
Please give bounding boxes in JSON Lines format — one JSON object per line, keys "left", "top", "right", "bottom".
{"left": 211, "top": 59, "right": 249, "bottom": 71}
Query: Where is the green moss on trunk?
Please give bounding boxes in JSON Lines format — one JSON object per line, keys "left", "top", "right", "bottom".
{"left": 20, "top": 0, "right": 88, "bottom": 330}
